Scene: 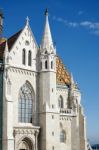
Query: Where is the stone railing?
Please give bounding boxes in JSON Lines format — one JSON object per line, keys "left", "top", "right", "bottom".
{"left": 60, "top": 108, "right": 76, "bottom": 117}
{"left": 60, "top": 108, "right": 72, "bottom": 114}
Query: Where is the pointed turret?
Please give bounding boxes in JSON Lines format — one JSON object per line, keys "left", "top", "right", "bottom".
{"left": 70, "top": 73, "right": 78, "bottom": 89}
{"left": 26, "top": 16, "right": 30, "bottom": 26}
{"left": 70, "top": 73, "right": 81, "bottom": 105}
{"left": 40, "top": 9, "right": 54, "bottom": 53}
{"left": 0, "top": 9, "right": 4, "bottom": 38}
{"left": 71, "top": 73, "right": 75, "bottom": 85}
{"left": 4, "top": 40, "right": 9, "bottom": 65}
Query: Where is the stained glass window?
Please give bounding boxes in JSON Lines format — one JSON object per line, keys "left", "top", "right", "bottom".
{"left": 18, "top": 83, "right": 33, "bottom": 123}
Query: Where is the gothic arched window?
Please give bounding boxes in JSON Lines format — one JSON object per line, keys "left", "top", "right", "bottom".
{"left": 51, "top": 61, "right": 53, "bottom": 69}
{"left": 60, "top": 130, "right": 66, "bottom": 143}
{"left": 18, "top": 83, "right": 33, "bottom": 123}
{"left": 28, "top": 50, "right": 32, "bottom": 66}
{"left": 22, "top": 49, "right": 26, "bottom": 65}
{"left": 58, "top": 95, "right": 64, "bottom": 108}
{"left": 45, "top": 60, "right": 47, "bottom": 69}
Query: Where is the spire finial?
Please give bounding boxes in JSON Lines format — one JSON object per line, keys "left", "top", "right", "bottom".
{"left": 45, "top": 9, "right": 48, "bottom": 16}
{"left": 40, "top": 9, "right": 55, "bottom": 53}
{"left": 26, "top": 16, "right": 29, "bottom": 26}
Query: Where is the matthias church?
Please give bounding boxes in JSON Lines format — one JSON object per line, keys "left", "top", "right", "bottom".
{"left": 0, "top": 9, "right": 92, "bottom": 150}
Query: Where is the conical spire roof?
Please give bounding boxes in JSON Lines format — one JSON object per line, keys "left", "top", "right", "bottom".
{"left": 41, "top": 9, "right": 54, "bottom": 53}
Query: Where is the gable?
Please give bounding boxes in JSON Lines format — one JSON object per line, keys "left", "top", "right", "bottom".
{"left": 9, "top": 25, "right": 38, "bottom": 68}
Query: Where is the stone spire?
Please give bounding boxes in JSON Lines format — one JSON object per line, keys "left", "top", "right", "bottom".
{"left": 71, "top": 73, "right": 75, "bottom": 85}
{"left": 70, "top": 73, "right": 78, "bottom": 89}
{"left": 0, "top": 9, "right": 4, "bottom": 38}
{"left": 41, "top": 9, "right": 54, "bottom": 53}
{"left": 26, "top": 16, "right": 30, "bottom": 26}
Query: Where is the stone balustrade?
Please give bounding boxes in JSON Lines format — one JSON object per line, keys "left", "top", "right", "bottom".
{"left": 60, "top": 108, "right": 76, "bottom": 117}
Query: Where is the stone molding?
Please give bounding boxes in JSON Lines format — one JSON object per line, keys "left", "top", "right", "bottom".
{"left": 13, "top": 126, "right": 40, "bottom": 137}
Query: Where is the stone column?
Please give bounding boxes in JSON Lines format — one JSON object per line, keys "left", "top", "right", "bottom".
{"left": 34, "top": 130, "right": 39, "bottom": 150}
{"left": 2, "top": 69, "right": 14, "bottom": 150}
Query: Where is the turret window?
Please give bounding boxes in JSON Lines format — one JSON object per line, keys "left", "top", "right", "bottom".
{"left": 58, "top": 96, "right": 64, "bottom": 108}
{"left": 22, "top": 49, "right": 26, "bottom": 65}
{"left": 60, "top": 130, "right": 66, "bottom": 143}
{"left": 45, "top": 60, "right": 47, "bottom": 69}
{"left": 28, "top": 50, "right": 32, "bottom": 66}
{"left": 51, "top": 61, "right": 53, "bottom": 69}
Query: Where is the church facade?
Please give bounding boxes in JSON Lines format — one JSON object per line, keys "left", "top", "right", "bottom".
{"left": 0, "top": 9, "right": 89, "bottom": 150}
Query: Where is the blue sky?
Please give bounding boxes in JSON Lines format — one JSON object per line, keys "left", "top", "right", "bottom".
{"left": 1, "top": 0, "right": 99, "bottom": 144}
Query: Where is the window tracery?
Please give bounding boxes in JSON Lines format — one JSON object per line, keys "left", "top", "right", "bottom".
{"left": 18, "top": 83, "right": 33, "bottom": 123}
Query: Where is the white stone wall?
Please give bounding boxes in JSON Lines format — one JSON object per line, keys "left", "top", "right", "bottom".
{"left": 56, "top": 86, "right": 69, "bottom": 109}
{"left": 2, "top": 24, "right": 39, "bottom": 150}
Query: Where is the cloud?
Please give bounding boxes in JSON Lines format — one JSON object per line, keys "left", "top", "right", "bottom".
{"left": 91, "top": 30, "right": 99, "bottom": 35}
{"left": 80, "top": 21, "right": 99, "bottom": 30}
{"left": 52, "top": 16, "right": 99, "bottom": 36}
{"left": 52, "top": 16, "right": 78, "bottom": 28}
{"left": 68, "top": 22, "right": 78, "bottom": 27}
{"left": 78, "top": 11, "right": 84, "bottom": 15}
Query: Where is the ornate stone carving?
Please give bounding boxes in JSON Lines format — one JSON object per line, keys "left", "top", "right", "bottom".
{"left": 13, "top": 126, "right": 40, "bottom": 137}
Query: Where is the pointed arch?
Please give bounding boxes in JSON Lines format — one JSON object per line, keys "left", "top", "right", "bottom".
{"left": 18, "top": 81, "right": 35, "bottom": 123}
{"left": 17, "top": 137, "right": 34, "bottom": 150}
{"left": 60, "top": 130, "right": 66, "bottom": 143}
{"left": 58, "top": 95, "right": 64, "bottom": 108}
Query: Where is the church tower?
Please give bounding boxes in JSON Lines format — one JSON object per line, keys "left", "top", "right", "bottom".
{"left": 39, "top": 9, "right": 60, "bottom": 150}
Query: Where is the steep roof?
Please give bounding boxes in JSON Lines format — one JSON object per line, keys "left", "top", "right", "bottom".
{"left": 56, "top": 56, "right": 71, "bottom": 86}
{"left": 41, "top": 9, "right": 54, "bottom": 52}
{"left": 0, "top": 30, "right": 22, "bottom": 59}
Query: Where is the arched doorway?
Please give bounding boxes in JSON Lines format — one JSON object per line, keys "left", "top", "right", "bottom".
{"left": 18, "top": 137, "right": 33, "bottom": 150}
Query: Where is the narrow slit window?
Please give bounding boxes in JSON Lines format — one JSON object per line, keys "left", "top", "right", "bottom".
{"left": 28, "top": 50, "right": 32, "bottom": 66}
{"left": 22, "top": 49, "right": 26, "bottom": 65}
{"left": 45, "top": 60, "right": 47, "bottom": 69}
{"left": 51, "top": 61, "right": 53, "bottom": 69}
{"left": 60, "top": 130, "right": 66, "bottom": 143}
